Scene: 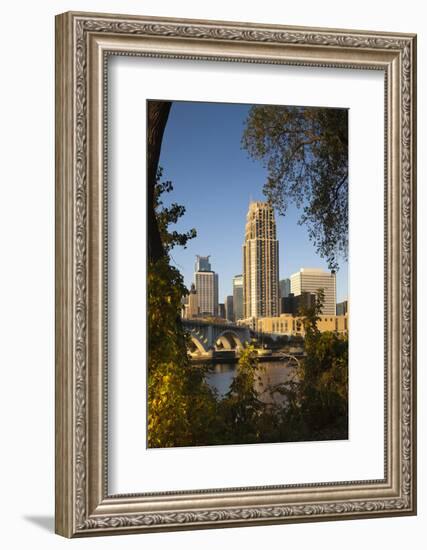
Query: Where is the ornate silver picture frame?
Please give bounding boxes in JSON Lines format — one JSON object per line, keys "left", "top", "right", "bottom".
{"left": 55, "top": 11, "right": 417, "bottom": 537}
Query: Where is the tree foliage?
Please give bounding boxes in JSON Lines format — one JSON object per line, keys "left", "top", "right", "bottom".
{"left": 276, "top": 290, "right": 348, "bottom": 441}
{"left": 147, "top": 257, "right": 192, "bottom": 447}
{"left": 242, "top": 105, "right": 348, "bottom": 270}
{"left": 154, "top": 167, "right": 197, "bottom": 254}
{"left": 148, "top": 168, "right": 215, "bottom": 448}
{"left": 220, "top": 345, "right": 270, "bottom": 444}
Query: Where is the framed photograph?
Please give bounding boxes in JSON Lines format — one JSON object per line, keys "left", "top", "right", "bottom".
{"left": 55, "top": 11, "right": 417, "bottom": 537}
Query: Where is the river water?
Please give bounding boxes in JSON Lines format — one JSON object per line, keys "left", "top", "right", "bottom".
{"left": 204, "top": 360, "right": 296, "bottom": 405}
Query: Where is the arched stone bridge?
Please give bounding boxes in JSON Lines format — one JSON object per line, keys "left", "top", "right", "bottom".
{"left": 182, "top": 319, "right": 251, "bottom": 355}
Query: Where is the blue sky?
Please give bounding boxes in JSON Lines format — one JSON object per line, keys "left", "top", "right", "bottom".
{"left": 157, "top": 101, "right": 348, "bottom": 304}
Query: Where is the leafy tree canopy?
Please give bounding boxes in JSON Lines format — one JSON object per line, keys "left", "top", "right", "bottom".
{"left": 154, "top": 167, "right": 197, "bottom": 254}
{"left": 242, "top": 105, "right": 348, "bottom": 270}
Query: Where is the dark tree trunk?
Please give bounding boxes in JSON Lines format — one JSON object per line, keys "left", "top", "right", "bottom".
{"left": 147, "top": 100, "right": 172, "bottom": 262}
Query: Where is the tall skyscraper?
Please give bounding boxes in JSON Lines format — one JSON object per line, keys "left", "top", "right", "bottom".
{"left": 232, "top": 274, "right": 244, "bottom": 321}
{"left": 194, "top": 255, "right": 218, "bottom": 317}
{"left": 226, "top": 295, "right": 234, "bottom": 322}
{"left": 279, "top": 278, "right": 291, "bottom": 298}
{"left": 290, "top": 268, "right": 337, "bottom": 316}
{"left": 243, "top": 201, "right": 280, "bottom": 319}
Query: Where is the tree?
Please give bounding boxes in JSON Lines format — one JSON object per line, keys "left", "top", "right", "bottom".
{"left": 220, "top": 345, "right": 273, "bottom": 444}
{"left": 242, "top": 105, "right": 348, "bottom": 270}
{"left": 148, "top": 165, "right": 204, "bottom": 448}
{"left": 147, "top": 257, "right": 194, "bottom": 447}
{"left": 147, "top": 100, "right": 172, "bottom": 262}
{"left": 278, "top": 289, "right": 348, "bottom": 441}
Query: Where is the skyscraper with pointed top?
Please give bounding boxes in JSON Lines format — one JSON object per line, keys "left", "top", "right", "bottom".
{"left": 243, "top": 201, "right": 280, "bottom": 319}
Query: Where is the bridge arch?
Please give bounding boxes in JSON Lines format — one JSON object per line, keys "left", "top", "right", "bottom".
{"left": 215, "top": 330, "right": 243, "bottom": 351}
{"left": 182, "top": 320, "right": 251, "bottom": 353}
{"left": 187, "top": 333, "right": 209, "bottom": 355}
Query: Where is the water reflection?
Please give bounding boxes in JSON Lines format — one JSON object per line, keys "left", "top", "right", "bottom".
{"left": 205, "top": 360, "right": 295, "bottom": 404}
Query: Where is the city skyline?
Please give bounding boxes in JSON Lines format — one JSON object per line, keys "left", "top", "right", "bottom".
{"left": 148, "top": 98, "right": 349, "bottom": 449}
{"left": 158, "top": 100, "right": 348, "bottom": 304}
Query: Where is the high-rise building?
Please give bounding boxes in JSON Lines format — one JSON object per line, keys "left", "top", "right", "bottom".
{"left": 186, "top": 283, "right": 199, "bottom": 318}
{"left": 279, "top": 278, "right": 291, "bottom": 298}
{"left": 194, "top": 256, "right": 218, "bottom": 317}
{"left": 226, "top": 295, "right": 234, "bottom": 322}
{"left": 232, "top": 275, "right": 244, "bottom": 321}
{"left": 281, "top": 291, "right": 316, "bottom": 316}
{"left": 243, "top": 201, "right": 280, "bottom": 319}
{"left": 218, "top": 303, "right": 226, "bottom": 319}
{"left": 290, "top": 268, "right": 337, "bottom": 316}
{"left": 336, "top": 300, "right": 348, "bottom": 316}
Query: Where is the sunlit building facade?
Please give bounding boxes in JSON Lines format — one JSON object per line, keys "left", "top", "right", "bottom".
{"left": 194, "top": 256, "right": 219, "bottom": 317}
{"left": 290, "top": 268, "right": 337, "bottom": 316}
{"left": 257, "top": 313, "right": 348, "bottom": 337}
{"left": 183, "top": 283, "right": 199, "bottom": 319}
{"left": 243, "top": 201, "right": 280, "bottom": 319}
